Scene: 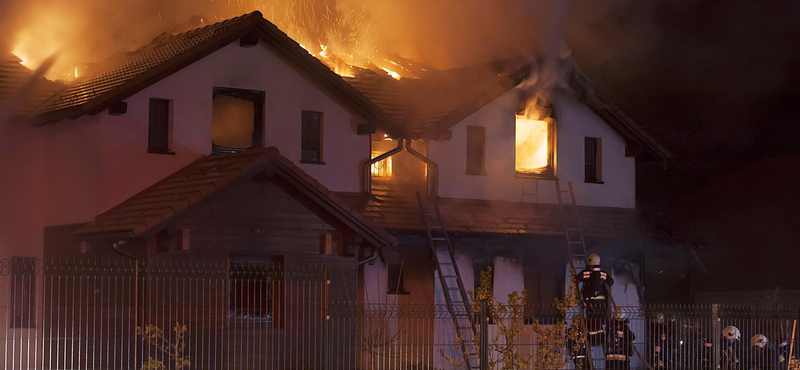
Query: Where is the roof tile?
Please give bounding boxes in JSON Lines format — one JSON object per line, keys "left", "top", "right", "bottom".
{"left": 75, "top": 148, "right": 395, "bottom": 247}
{"left": 336, "top": 186, "right": 657, "bottom": 239}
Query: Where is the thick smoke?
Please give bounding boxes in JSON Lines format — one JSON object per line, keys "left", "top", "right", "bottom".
{"left": 0, "top": 0, "right": 648, "bottom": 77}
{"left": 3, "top": 0, "right": 798, "bottom": 157}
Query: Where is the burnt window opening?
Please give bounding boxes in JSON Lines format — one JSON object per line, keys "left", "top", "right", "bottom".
{"left": 229, "top": 256, "right": 284, "bottom": 326}
{"left": 148, "top": 99, "right": 173, "bottom": 154}
{"left": 301, "top": 111, "right": 324, "bottom": 164}
{"left": 473, "top": 261, "right": 494, "bottom": 292}
{"left": 515, "top": 114, "right": 555, "bottom": 178}
{"left": 585, "top": 137, "right": 603, "bottom": 183}
{"left": 466, "top": 125, "right": 486, "bottom": 175}
{"left": 387, "top": 263, "right": 409, "bottom": 295}
{"left": 523, "top": 258, "right": 565, "bottom": 320}
{"left": 10, "top": 257, "right": 36, "bottom": 328}
{"left": 212, "top": 87, "right": 265, "bottom": 154}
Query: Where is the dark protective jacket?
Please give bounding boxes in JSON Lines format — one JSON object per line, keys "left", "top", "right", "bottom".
{"left": 722, "top": 339, "right": 742, "bottom": 370}
{"left": 567, "top": 333, "right": 588, "bottom": 359}
{"left": 606, "top": 319, "right": 636, "bottom": 359}
{"left": 749, "top": 345, "right": 784, "bottom": 370}
{"left": 576, "top": 265, "right": 614, "bottom": 300}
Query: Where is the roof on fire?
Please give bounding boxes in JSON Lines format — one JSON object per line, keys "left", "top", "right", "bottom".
{"left": 0, "top": 53, "right": 63, "bottom": 116}
{"left": 31, "top": 11, "right": 403, "bottom": 137}
{"left": 29, "top": 11, "right": 670, "bottom": 160}
{"left": 75, "top": 147, "right": 397, "bottom": 248}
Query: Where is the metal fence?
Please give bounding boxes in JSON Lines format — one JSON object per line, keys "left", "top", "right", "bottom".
{"left": 2, "top": 257, "right": 800, "bottom": 370}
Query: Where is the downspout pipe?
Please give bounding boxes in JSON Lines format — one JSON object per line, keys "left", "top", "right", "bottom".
{"left": 357, "top": 245, "right": 378, "bottom": 266}
{"left": 112, "top": 240, "right": 136, "bottom": 260}
{"left": 363, "top": 138, "right": 404, "bottom": 194}
{"left": 404, "top": 140, "right": 438, "bottom": 198}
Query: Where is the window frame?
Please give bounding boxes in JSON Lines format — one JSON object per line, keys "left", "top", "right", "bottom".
{"left": 300, "top": 110, "right": 324, "bottom": 164}
{"left": 211, "top": 87, "right": 266, "bottom": 154}
{"left": 584, "top": 137, "right": 603, "bottom": 184}
{"left": 466, "top": 125, "right": 487, "bottom": 176}
{"left": 147, "top": 98, "right": 174, "bottom": 155}
{"left": 514, "top": 114, "right": 556, "bottom": 179}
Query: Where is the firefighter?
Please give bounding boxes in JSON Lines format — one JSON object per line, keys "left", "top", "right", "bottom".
{"left": 575, "top": 253, "right": 614, "bottom": 345}
{"left": 567, "top": 316, "right": 589, "bottom": 370}
{"left": 722, "top": 325, "right": 742, "bottom": 370}
{"left": 606, "top": 308, "right": 636, "bottom": 370}
{"left": 649, "top": 312, "right": 668, "bottom": 368}
{"left": 749, "top": 334, "right": 784, "bottom": 370}
{"left": 696, "top": 326, "right": 714, "bottom": 370}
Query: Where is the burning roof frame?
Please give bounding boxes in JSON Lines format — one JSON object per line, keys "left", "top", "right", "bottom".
{"left": 25, "top": 11, "right": 671, "bottom": 161}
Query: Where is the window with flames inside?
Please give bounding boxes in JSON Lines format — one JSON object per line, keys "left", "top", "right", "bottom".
{"left": 515, "top": 113, "right": 555, "bottom": 178}
{"left": 370, "top": 133, "right": 394, "bottom": 178}
{"left": 229, "top": 259, "right": 284, "bottom": 327}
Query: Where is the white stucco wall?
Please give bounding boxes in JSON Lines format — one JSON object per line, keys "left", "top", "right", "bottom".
{"left": 1, "top": 40, "right": 370, "bottom": 254}
{"left": 429, "top": 88, "right": 636, "bottom": 209}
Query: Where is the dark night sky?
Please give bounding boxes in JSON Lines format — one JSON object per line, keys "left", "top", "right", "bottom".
{"left": 568, "top": 0, "right": 800, "bottom": 158}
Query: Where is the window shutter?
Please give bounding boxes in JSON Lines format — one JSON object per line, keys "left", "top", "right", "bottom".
{"left": 466, "top": 125, "right": 486, "bottom": 175}
{"left": 148, "top": 99, "right": 171, "bottom": 153}
{"left": 585, "top": 137, "right": 598, "bottom": 182}
{"left": 301, "top": 111, "right": 323, "bottom": 163}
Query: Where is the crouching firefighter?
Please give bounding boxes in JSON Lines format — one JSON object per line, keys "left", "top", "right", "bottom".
{"left": 606, "top": 308, "right": 636, "bottom": 370}
{"left": 567, "top": 316, "right": 589, "bottom": 370}
{"left": 749, "top": 334, "right": 784, "bottom": 370}
{"left": 576, "top": 253, "right": 614, "bottom": 345}
{"left": 722, "top": 325, "right": 742, "bottom": 370}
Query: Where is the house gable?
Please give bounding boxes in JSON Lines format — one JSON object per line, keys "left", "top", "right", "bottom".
{"left": 34, "top": 12, "right": 400, "bottom": 138}
{"left": 75, "top": 148, "right": 395, "bottom": 249}
{"left": 429, "top": 85, "right": 637, "bottom": 208}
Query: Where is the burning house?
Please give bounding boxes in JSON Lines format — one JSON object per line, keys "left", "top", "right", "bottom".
{"left": 0, "top": 10, "right": 682, "bottom": 333}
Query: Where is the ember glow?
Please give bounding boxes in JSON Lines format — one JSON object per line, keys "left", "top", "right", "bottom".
{"left": 371, "top": 151, "right": 393, "bottom": 178}
{"left": 7, "top": 0, "right": 412, "bottom": 82}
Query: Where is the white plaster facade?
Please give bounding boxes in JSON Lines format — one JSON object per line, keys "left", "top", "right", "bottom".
{"left": 430, "top": 88, "right": 636, "bottom": 209}
{"left": 1, "top": 40, "right": 370, "bottom": 256}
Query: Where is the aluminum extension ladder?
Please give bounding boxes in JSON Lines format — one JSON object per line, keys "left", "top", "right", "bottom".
{"left": 416, "top": 192, "right": 480, "bottom": 370}
{"left": 556, "top": 180, "right": 597, "bottom": 370}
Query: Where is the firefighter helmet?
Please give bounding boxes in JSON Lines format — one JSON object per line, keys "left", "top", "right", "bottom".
{"left": 651, "top": 312, "right": 665, "bottom": 323}
{"left": 588, "top": 253, "right": 601, "bottom": 266}
{"left": 751, "top": 334, "right": 768, "bottom": 348}
{"left": 614, "top": 307, "right": 625, "bottom": 320}
{"left": 723, "top": 326, "right": 741, "bottom": 341}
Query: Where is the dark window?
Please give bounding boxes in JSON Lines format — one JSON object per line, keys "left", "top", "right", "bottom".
{"left": 148, "top": 99, "right": 172, "bottom": 154}
{"left": 388, "top": 263, "right": 409, "bottom": 295}
{"left": 584, "top": 137, "right": 602, "bottom": 183}
{"left": 301, "top": 111, "right": 323, "bottom": 164}
{"left": 229, "top": 256, "right": 284, "bottom": 326}
{"left": 211, "top": 87, "right": 265, "bottom": 154}
{"left": 10, "top": 257, "right": 36, "bottom": 328}
{"left": 473, "top": 261, "right": 494, "bottom": 292}
{"left": 466, "top": 125, "right": 486, "bottom": 175}
{"left": 523, "top": 257, "right": 565, "bottom": 319}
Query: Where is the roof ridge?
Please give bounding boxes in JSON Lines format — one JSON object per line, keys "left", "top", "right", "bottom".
{"left": 146, "top": 11, "right": 263, "bottom": 48}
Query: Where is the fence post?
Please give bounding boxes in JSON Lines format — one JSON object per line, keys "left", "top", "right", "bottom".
{"left": 322, "top": 263, "right": 330, "bottom": 370}
{"left": 480, "top": 300, "right": 488, "bottom": 370}
{"left": 712, "top": 304, "right": 721, "bottom": 370}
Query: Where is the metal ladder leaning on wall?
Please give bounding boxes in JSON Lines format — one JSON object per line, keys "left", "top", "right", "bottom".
{"left": 416, "top": 192, "right": 480, "bottom": 370}
{"left": 555, "top": 180, "right": 597, "bottom": 370}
